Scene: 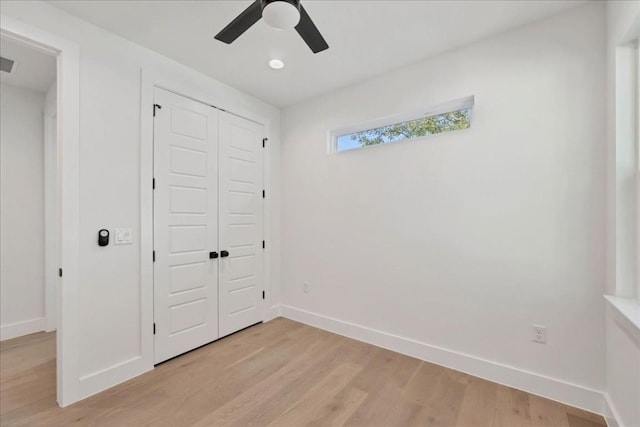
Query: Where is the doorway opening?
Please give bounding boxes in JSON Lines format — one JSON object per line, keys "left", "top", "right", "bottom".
{"left": 0, "top": 32, "right": 58, "bottom": 411}
{"left": 0, "top": 16, "right": 80, "bottom": 407}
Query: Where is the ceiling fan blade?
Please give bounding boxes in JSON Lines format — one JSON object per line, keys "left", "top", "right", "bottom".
{"left": 214, "top": 0, "right": 263, "bottom": 44}
{"left": 295, "top": 5, "right": 329, "bottom": 54}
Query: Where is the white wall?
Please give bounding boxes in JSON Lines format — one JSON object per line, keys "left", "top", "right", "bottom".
{"left": 1, "top": 0, "right": 281, "bottom": 402}
{"left": 281, "top": 2, "right": 606, "bottom": 412}
{"left": 43, "top": 81, "right": 57, "bottom": 332}
{"left": 0, "top": 83, "right": 46, "bottom": 340}
{"left": 605, "top": 2, "right": 640, "bottom": 427}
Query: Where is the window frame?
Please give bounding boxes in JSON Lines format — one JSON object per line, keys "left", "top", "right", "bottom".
{"left": 329, "top": 95, "right": 474, "bottom": 153}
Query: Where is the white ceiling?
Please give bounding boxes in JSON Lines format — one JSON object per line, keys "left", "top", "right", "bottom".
{"left": 51, "top": 0, "right": 586, "bottom": 107}
{"left": 0, "top": 36, "right": 56, "bottom": 93}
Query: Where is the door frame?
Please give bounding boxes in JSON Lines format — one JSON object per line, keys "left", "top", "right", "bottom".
{"left": 140, "top": 69, "right": 273, "bottom": 365}
{"left": 0, "top": 16, "right": 81, "bottom": 407}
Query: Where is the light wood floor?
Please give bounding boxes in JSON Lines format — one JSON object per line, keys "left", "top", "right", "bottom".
{"left": 1, "top": 318, "right": 606, "bottom": 427}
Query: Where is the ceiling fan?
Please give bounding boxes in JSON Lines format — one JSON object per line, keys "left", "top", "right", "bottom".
{"left": 214, "top": 0, "right": 329, "bottom": 54}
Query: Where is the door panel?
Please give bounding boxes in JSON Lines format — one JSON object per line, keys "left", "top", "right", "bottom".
{"left": 170, "top": 186, "right": 206, "bottom": 214}
{"left": 153, "top": 88, "right": 219, "bottom": 364}
{"left": 170, "top": 146, "right": 207, "bottom": 176}
{"left": 169, "top": 262, "right": 207, "bottom": 294}
{"left": 219, "top": 111, "right": 265, "bottom": 337}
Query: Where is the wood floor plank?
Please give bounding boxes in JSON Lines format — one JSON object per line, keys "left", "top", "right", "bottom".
{"left": 189, "top": 330, "right": 349, "bottom": 427}
{"left": 0, "top": 318, "right": 607, "bottom": 427}
{"left": 267, "top": 363, "right": 364, "bottom": 427}
{"left": 0, "top": 332, "right": 55, "bottom": 383}
{"left": 455, "top": 376, "right": 498, "bottom": 427}
{"left": 7, "top": 319, "right": 307, "bottom": 427}
{"left": 69, "top": 318, "right": 301, "bottom": 416}
{"left": 343, "top": 349, "right": 421, "bottom": 427}
{"left": 102, "top": 319, "right": 301, "bottom": 397}
{"left": 402, "top": 361, "right": 447, "bottom": 407}
{"left": 298, "top": 385, "right": 369, "bottom": 427}
{"left": 0, "top": 360, "right": 56, "bottom": 418}
{"left": 224, "top": 334, "right": 378, "bottom": 427}
{"left": 529, "top": 394, "right": 572, "bottom": 427}
{"left": 494, "top": 385, "right": 533, "bottom": 427}
{"left": 380, "top": 399, "right": 431, "bottom": 427}
{"left": 136, "top": 324, "right": 329, "bottom": 427}
{"left": 399, "top": 362, "right": 468, "bottom": 427}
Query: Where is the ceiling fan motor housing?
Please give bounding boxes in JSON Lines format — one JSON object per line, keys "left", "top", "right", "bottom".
{"left": 261, "top": 0, "right": 301, "bottom": 30}
{"left": 261, "top": 0, "right": 300, "bottom": 11}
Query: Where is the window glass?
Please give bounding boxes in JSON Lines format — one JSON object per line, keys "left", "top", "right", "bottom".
{"left": 336, "top": 107, "right": 471, "bottom": 152}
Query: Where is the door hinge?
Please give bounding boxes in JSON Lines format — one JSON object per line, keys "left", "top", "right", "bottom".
{"left": 58, "top": 268, "right": 62, "bottom": 278}
{"left": 262, "top": 240, "right": 265, "bottom": 249}
{"left": 262, "top": 291, "right": 265, "bottom": 300}
{"left": 152, "top": 178, "right": 156, "bottom": 190}
{"left": 153, "top": 323, "right": 156, "bottom": 335}
{"left": 262, "top": 189, "right": 265, "bottom": 199}
{"left": 153, "top": 103, "right": 162, "bottom": 117}
{"left": 262, "top": 137, "right": 268, "bottom": 148}
{"left": 153, "top": 251, "right": 156, "bottom": 262}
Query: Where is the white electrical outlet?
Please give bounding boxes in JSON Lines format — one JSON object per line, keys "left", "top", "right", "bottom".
{"left": 303, "top": 282, "right": 310, "bottom": 293}
{"left": 532, "top": 325, "right": 547, "bottom": 344}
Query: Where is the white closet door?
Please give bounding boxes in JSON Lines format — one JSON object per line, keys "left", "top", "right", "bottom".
{"left": 218, "top": 111, "right": 265, "bottom": 337}
{"left": 153, "top": 88, "right": 219, "bottom": 364}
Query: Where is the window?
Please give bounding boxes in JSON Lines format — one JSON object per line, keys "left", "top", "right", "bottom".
{"left": 332, "top": 96, "right": 474, "bottom": 152}
{"left": 612, "top": 39, "right": 639, "bottom": 303}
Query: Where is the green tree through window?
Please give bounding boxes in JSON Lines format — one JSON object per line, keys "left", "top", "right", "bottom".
{"left": 337, "top": 108, "right": 471, "bottom": 150}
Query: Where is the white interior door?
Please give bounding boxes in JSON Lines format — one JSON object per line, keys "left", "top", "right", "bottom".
{"left": 218, "top": 111, "right": 265, "bottom": 337}
{"left": 153, "top": 88, "right": 219, "bottom": 364}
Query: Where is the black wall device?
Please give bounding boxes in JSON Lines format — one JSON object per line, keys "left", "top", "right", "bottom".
{"left": 98, "top": 229, "right": 109, "bottom": 246}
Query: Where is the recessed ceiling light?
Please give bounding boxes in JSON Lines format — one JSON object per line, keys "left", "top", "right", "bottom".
{"left": 269, "top": 59, "right": 285, "bottom": 70}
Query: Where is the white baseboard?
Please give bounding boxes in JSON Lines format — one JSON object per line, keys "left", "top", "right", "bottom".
{"left": 1, "top": 317, "right": 46, "bottom": 341}
{"left": 79, "top": 356, "right": 152, "bottom": 400}
{"left": 280, "top": 305, "right": 605, "bottom": 416}
{"left": 264, "top": 304, "right": 282, "bottom": 322}
{"left": 603, "top": 393, "right": 624, "bottom": 427}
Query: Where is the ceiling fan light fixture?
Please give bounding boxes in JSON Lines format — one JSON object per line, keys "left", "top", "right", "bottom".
{"left": 214, "top": 0, "right": 328, "bottom": 54}
{"left": 262, "top": 0, "right": 300, "bottom": 30}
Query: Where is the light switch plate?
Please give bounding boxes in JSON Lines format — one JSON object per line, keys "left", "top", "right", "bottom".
{"left": 114, "top": 228, "right": 133, "bottom": 245}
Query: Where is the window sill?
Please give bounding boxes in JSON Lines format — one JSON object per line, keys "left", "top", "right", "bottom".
{"left": 604, "top": 295, "right": 640, "bottom": 332}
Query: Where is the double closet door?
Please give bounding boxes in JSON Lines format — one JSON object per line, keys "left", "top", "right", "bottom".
{"left": 153, "top": 88, "right": 264, "bottom": 364}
